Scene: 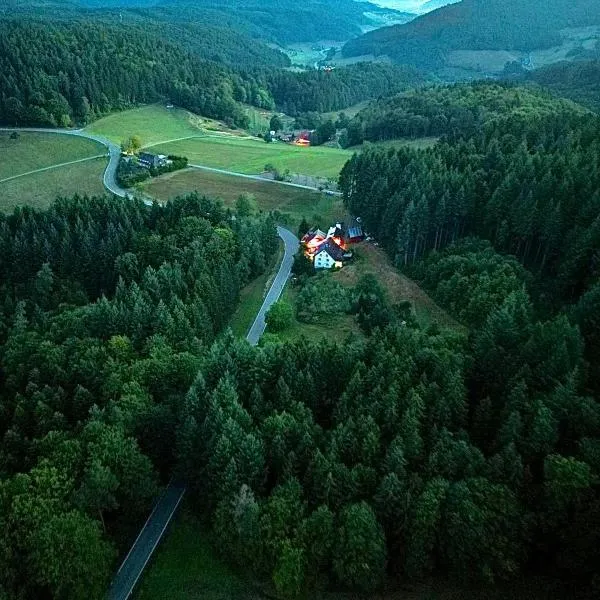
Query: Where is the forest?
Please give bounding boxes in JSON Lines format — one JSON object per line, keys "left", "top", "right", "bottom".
{"left": 523, "top": 60, "right": 600, "bottom": 113}
{"left": 343, "top": 0, "right": 600, "bottom": 71}
{"left": 339, "top": 82, "right": 583, "bottom": 146}
{"left": 0, "top": 20, "right": 276, "bottom": 128}
{"left": 2, "top": 0, "right": 403, "bottom": 45}
{"left": 260, "top": 63, "right": 424, "bottom": 117}
{"left": 0, "top": 18, "right": 426, "bottom": 129}
{"left": 170, "top": 85, "right": 600, "bottom": 599}
{"left": 0, "top": 194, "right": 278, "bottom": 599}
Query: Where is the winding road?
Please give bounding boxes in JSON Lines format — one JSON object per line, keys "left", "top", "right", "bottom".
{"left": 247, "top": 226, "right": 300, "bottom": 346}
{"left": 2, "top": 125, "right": 302, "bottom": 600}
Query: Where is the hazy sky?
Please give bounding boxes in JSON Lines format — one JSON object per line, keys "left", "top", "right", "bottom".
{"left": 367, "top": 0, "right": 456, "bottom": 13}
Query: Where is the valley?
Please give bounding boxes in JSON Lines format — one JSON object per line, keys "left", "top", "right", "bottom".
{"left": 1, "top": 4, "right": 600, "bottom": 600}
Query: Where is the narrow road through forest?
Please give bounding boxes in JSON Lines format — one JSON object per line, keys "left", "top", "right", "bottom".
{"left": 2, "top": 124, "right": 301, "bottom": 600}
{"left": 5, "top": 128, "right": 301, "bottom": 598}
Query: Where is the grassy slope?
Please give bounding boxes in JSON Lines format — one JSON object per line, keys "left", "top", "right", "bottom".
{"left": 85, "top": 105, "right": 238, "bottom": 147}
{"left": 333, "top": 243, "right": 464, "bottom": 331}
{"left": 150, "top": 137, "right": 352, "bottom": 178}
{"left": 0, "top": 157, "right": 108, "bottom": 213}
{"left": 0, "top": 132, "right": 104, "bottom": 181}
{"left": 142, "top": 169, "right": 346, "bottom": 230}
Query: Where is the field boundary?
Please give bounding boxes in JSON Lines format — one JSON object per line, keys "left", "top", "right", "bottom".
{"left": 0, "top": 154, "right": 106, "bottom": 185}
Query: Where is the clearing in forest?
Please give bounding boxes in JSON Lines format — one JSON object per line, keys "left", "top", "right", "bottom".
{"left": 333, "top": 242, "right": 464, "bottom": 331}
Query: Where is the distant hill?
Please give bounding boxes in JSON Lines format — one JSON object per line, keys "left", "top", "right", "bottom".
{"left": 343, "top": 0, "right": 600, "bottom": 72}
{"left": 74, "top": 0, "right": 411, "bottom": 44}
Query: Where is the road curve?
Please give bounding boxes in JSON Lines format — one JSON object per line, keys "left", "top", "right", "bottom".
{"left": 1, "top": 125, "right": 300, "bottom": 598}
{"left": 0, "top": 127, "right": 129, "bottom": 198}
{"left": 247, "top": 226, "right": 300, "bottom": 346}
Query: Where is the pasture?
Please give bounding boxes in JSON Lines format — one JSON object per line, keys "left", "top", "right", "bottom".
{"left": 142, "top": 168, "right": 346, "bottom": 229}
{"left": 85, "top": 105, "right": 241, "bottom": 147}
{"left": 150, "top": 136, "right": 352, "bottom": 178}
{"left": 0, "top": 157, "right": 108, "bottom": 213}
{"left": 0, "top": 132, "right": 104, "bottom": 181}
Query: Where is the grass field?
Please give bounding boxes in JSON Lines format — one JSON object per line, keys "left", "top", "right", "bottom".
{"left": 0, "top": 132, "right": 104, "bottom": 181}
{"left": 135, "top": 509, "right": 262, "bottom": 600}
{"left": 149, "top": 136, "right": 352, "bottom": 178}
{"left": 0, "top": 157, "right": 107, "bottom": 213}
{"left": 142, "top": 169, "right": 346, "bottom": 229}
{"left": 85, "top": 105, "right": 242, "bottom": 147}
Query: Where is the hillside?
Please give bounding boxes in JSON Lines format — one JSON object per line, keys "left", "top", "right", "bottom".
{"left": 0, "top": 19, "right": 274, "bottom": 127}
{"left": 343, "top": 0, "right": 600, "bottom": 73}
{"left": 78, "top": 0, "right": 411, "bottom": 44}
{"left": 341, "top": 82, "right": 586, "bottom": 145}
{"left": 525, "top": 60, "right": 600, "bottom": 112}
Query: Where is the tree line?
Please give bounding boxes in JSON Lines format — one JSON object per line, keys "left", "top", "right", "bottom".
{"left": 339, "top": 83, "right": 599, "bottom": 308}
{"left": 0, "top": 193, "right": 278, "bottom": 599}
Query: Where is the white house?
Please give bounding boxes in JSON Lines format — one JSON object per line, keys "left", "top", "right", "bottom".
{"left": 314, "top": 239, "right": 347, "bottom": 270}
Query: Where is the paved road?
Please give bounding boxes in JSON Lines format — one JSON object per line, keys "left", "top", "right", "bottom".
{"left": 0, "top": 127, "right": 129, "bottom": 197}
{"left": 106, "top": 481, "right": 186, "bottom": 600}
{"left": 247, "top": 226, "right": 300, "bottom": 346}
{"left": 189, "top": 163, "right": 342, "bottom": 196}
{"left": 1, "top": 126, "right": 300, "bottom": 597}
{"left": 105, "top": 226, "right": 298, "bottom": 599}
{"left": 1, "top": 127, "right": 341, "bottom": 198}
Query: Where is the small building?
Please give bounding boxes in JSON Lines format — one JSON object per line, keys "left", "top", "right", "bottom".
{"left": 302, "top": 229, "right": 327, "bottom": 254}
{"left": 314, "top": 239, "right": 350, "bottom": 270}
{"left": 138, "top": 152, "right": 166, "bottom": 169}
{"left": 346, "top": 220, "right": 364, "bottom": 244}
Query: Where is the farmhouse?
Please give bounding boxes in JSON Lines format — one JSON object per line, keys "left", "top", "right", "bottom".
{"left": 138, "top": 152, "right": 167, "bottom": 169}
{"left": 314, "top": 239, "right": 347, "bottom": 269}
{"left": 346, "top": 220, "right": 364, "bottom": 244}
{"left": 302, "top": 223, "right": 353, "bottom": 270}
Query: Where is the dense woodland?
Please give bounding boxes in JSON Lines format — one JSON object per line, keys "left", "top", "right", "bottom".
{"left": 1, "top": 4, "right": 600, "bottom": 600}
{"left": 2, "top": 0, "right": 403, "bottom": 45}
{"left": 343, "top": 0, "right": 600, "bottom": 71}
{"left": 0, "top": 17, "right": 426, "bottom": 128}
{"left": 524, "top": 60, "right": 600, "bottom": 113}
{"left": 88, "top": 0, "right": 397, "bottom": 45}
{"left": 340, "top": 83, "right": 584, "bottom": 146}
{"left": 0, "top": 194, "right": 278, "bottom": 599}
{"left": 173, "top": 85, "right": 600, "bottom": 598}
{"left": 0, "top": 20, "right": 276, "bottom": 128}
